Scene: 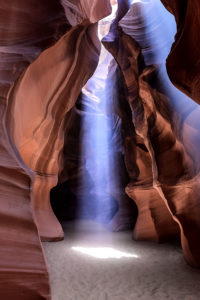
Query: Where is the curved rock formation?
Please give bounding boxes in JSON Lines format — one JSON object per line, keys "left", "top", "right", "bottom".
{"left": 161, "top": 0, "right": 200, "bottom": 105}
{"left": 0, "top": 1, "right": 71, "bottom": 298}
{"left": 103, "top": 0, "right": 200, "bottom": 267}
{"left": 53, "top": 40, "right": 137, "bottom": 230}
{"left": 9, "top": 22, "right": 101, "bottom": 241}
{"left": 61, "top": 0, "right": 111, "bottom": 25}
{"left": 5, "top": 0, "right": 111, "bottom": 244}
{"left": 103, "top": 32, "right": 180, "bottom": 243}
{"left": 0, "top": 0, "right": 68, "bottom": 298}
{"left": 1, "top": 1, "right": 200, "bottom": 299}
{"left": 119, "top": 0, "right": 176, "bottom": 66}
{"left": 0, "top": 0, "right": 111, "bottom": 298}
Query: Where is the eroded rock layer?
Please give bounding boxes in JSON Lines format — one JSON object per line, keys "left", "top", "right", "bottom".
{"left": 0, "top": 0, "right": 111, "bottom": 298}
{"left": 9, "top": 23, "right": 102, "bottom": 241}
{"left": 103, "top": 32, "right": 180, "bottom": 243}
{"left": 0, "top": 0, "right": 71, "bottom": 298}
{"left": 103, "top": 0, "right": 200, "bottom": 267}
{"left": 1, "top": 1, "right": 200, "bottom": 299}
{"left": 161, "top": 0, "right": 200, "bottom": 104}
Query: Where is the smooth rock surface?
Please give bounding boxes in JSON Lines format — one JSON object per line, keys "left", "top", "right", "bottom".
{"left": 103, "top": 1, "right": 200, "bottom": 267}
{"left": 0, "top": 0, "right": 69, "bottom": 298}
{"left": 0, "top": 0, "right": 111, "bottom": 298}
{"left": 1, "top": 1, "right": 200, "bottom": 299}
{"left": 161, "top": 0, "right": 200, "bottom": 104}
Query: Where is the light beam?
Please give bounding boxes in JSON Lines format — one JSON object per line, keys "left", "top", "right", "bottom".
{"left": 72, "top": 246, "right": 139, "bottom": 259}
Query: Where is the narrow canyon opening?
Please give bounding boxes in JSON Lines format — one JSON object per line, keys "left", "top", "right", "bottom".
{"left": 2, "top": 0, "right": 200, "bottom": 299}
{"left": 44, "top": 2, "right": 200, "bottom": 298}
{"left": 50, "top": 1, "right": 137, "bottom": 231}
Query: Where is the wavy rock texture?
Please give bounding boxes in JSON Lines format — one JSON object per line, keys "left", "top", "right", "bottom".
{"left": 103, "top": 33, "right": 180, "bottom": 243}
{"left": 6, "top": 0, "right": 111, "bottom": 244}
{"left": 161, "top": 0, "right": 200, "bottom": 104}
{"left": 52, "top": 50, "right": 137, "bottom": 230}
{"left": 9, "top": 23, "right": 101, "bottom": 241}
{"left": 0, "top": 1, "right": 71, "bottom": 300}
{"left": 0, "top": 1, "right": 71, "bottom": 299}
{"left": 1, "top": 2, "right": 200, "bottom": 300}
{"left": 0, "top": 0, "right": 112, "bottom": 298}
{"left": 61, "top": 0, "right": 111, "bottom": 25}
{"left": 119, "top": 0, "right": 176, "bottom": 66}
{"left": 0, "top": 102, "right": 50, "bottom": 300}
{"left": 103, "top": 0, "right": 200, "bottom": 267}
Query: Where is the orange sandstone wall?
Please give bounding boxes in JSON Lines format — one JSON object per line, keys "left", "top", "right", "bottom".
{"left": 0, "top": 0, "right": 111, "bottom": 298}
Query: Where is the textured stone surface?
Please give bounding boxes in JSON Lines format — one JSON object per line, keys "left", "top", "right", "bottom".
{"left": 1, "top": 1, "right": 200, "bottom": 299}
{"left": 103, "top": 33, "right": 180, "bottom": 243}
{"left": 0, "top": 0, "right": 111, "bottom": 298}
{"left": 52, "top": 54, "right": 137, "bottom": 231}
{"left": 0, "top": 1, "right": 70, "bottom": 299}
{"left": 61, "top": 0, "right": 111, "bottom": 25}
{"left": 161, "top": 0, "right": 200, "bottom": 104}
{"left": 50, "top": 4, "right": 137, "bottom": 230}
{"left": 10, "top": 22, "right": 101, "bottom": 241}
{"left": 103, "top": 0, "right": 200, "bottom": 267}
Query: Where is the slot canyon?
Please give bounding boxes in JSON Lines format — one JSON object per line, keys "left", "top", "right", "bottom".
{"left": 1, "top": 0, "right": 200, "bottom": 299}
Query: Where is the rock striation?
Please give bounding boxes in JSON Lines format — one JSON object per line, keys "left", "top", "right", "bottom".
{"left": 53, "top": 37, "right": 137, "bottom": 230}
{"left": 1, "top": 1, "right": 200, "bottom": 299}
{"left": 161, "top": 0, "right": 200, "bottom": 105}
{"left": 0, "top": 0, "right": 111, "bottom": 298}
{"left": 103, "top": 0, "right": 200, "bottom": 267}
{"left": 0, "top": 1, "right": 69, "bottom": 298}
{"left": 9, "top": 22, "right": 102, "bottom": 241}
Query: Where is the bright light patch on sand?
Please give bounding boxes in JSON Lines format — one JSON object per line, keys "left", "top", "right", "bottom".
{"left": 72, "top": 247, "right": 139, "bottom": 259}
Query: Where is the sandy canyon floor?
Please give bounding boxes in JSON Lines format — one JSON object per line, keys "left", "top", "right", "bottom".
{"left": 43, "top": 221, "right": 200, "bottom": 300}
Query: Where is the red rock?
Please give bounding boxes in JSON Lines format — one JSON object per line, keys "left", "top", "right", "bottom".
{"left": 161, "top": 0, "right": 200, "bottom": 104}
{"left": 0, "top": 0, "right": 111, "bottom": 298}
{"left": 103, "top": 13, "right": 200, "bottom": 266}
{"left": 9, "top": 23, "right": 101, "bottom": 241}
{"left": 103, "top": 33, "right": 180, "bottom": 243}
{"left": 1, "top": 2, "right": 200, "bottom": 300}
{"left": 0, "top": 0, "right": 69, "bottom": 298}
